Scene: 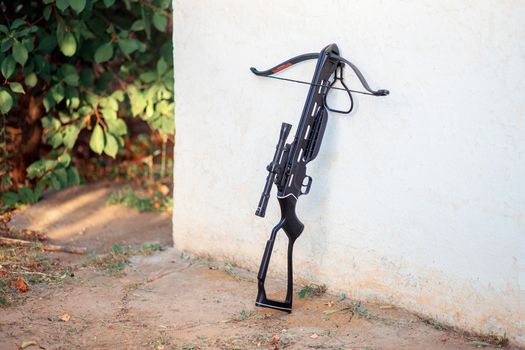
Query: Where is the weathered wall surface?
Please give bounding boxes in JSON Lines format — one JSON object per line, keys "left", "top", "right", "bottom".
{"left": 172, "top": 0, "right": 525, "bottom": 345}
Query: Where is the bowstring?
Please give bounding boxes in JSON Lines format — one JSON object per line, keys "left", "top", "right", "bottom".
{"left": 261, "top": 75, "right": 377, "bottom": 96}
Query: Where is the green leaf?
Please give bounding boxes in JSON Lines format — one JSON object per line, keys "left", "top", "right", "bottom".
{"left": 157, "top": 58, "right": 167, "bottom": 75}
{"left": 49, "top": 130, "right": 63, "bottom": 147}
{"left": 103, "top": 0, "right": 116, "bottom": 7}
{"left": 161, "top": 115, "right": 174, "bottom": 135}
{"left": 1, "top": 192, "right": 19, "bottom": 206}
{"left": 43, "top": 94, "right": 55, "bottom": 112}
{"left": 61, "top": 64, "right": 79, "bottom": 86}
{"left": 63, "top": 124, "right": 80, "bottom": 149}
{"left": 100, "top": 96, "right": 119, "bottom": 111}
{"left": 152, "top": 10, "right": 167, "bottom": 32}
{"left": 9, "top": 82, "right": 24, "bottom": 94}
{"left": 79, "top": 68, "right": 93, "bottom": 86}
{"left": 89, "top": 124, "right": 105, "bottom": 154}
{"left": 94, "top": 42, "right": 114, "bottom": 63}
{"left": 58, "top": 32, "right": 77, "bottom": 57}
{"left": 27, "top": 159, "right": 57, "bottom": 178}
{"left": 48, "top": 174, "right": 61, "bottom": 190}
{"left": 104, "top": 132, "right": 118, "bottom": 158}
{"left": 43, "top": 5, "right": 52, "bottom": 20}
{"left": 1, "top": 38, "right": 13, "bottom": 52}
{"left": 130, "top": 93, "right": 146, "bottom": 116}
{"left": 22, "top": 37, "right": 34, "bottom": 52}
{"left": 58, "top": 153, "right": 72, "bottom": 166}
{"left": 54, "top": 168, "right": 69, "bottom": 188}
{"left": 67, "top": 167, "right": 80, "bottom": 186}
{"left": 78, "top": 106, "right": 92, "bottom": 116}
{"left": 100, "top": 108, "right": 117, "bottom": 120}
{"left": 42, "top": 116, "right": 61, "bottom": 130}
{"left": 56, "top": 0, "right": 69, "bottom": 11}
{"left": 0, "top": 25, "right": 8, "bottom": 34}
{"left": 1, "top": 56, "right": 16, "bottom": 79}
{"left": 140, "top": 71, "right": 157, "bottom": 83}
{"left": 118, "top": 38, "right": 140, "bottom": 55}
{"left": 69, "top": 0, "right": 86, "bottom": 13}
{"left": 18, "top": 187, "right": 34, "bottom": 204}
{"left": 106, "top": 118, "right": 127, "bottom": 136}
{"left": 58, "top": 111, "right": 71, "bottom": 123}
{"left": 24, "top": 72, "right": 38, "bottom": 87}
{"left": 0, "top": 89, "right": 13, "bottom": 114}
{"left": 130, "top": 20, "right": 144, "bottom": 32}
{"left": 50, "top": 84, "right": 65, "bottom": 103}
{"left": 141, "top": 6, "right": 151, "bottom": 39}
{"left": 38, "top": 33, "right": 57, "bottom": 53}
{"left": 12, "top": 41, "right": 28, "bottom": 65}
{"left": 10, "top": 19, "right": 26, "bottom": 30}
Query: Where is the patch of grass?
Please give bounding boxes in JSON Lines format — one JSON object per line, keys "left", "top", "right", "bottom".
{"left": 0, "top": 245, "right": 74, "bottom": 307}
{"left": 230, "top": 309, "right": 254, "bottom": 322}
{"left": 297, "top": 283, "right": 327, "bottom": 298}
{"left": 148, "top": 333, "right": 175, "bottom": 350}
{"left": 141, "top": 242, "right": 164, "bottom": 252}
{"left": 180, "top": 343, "right": 199, "bottom": 350}
{"left": 106, "top": 186, "right": 172, "bottom": 213}
{"left": 86, "top": 244, "right": 130, "bottom": 274}
{"left": 85, "top": 243, "right": 166, "bottom": 274}
{"left": 418, "top": 316, "right": 508, "bottom": 348}
{"left": 223, "top": 262, "right": 236, "bottom": 277}
{"left": 419, "top": 316, "right": 453, "bottom": 332}
{"left": 351, "top": 301, "right": 369, "bottom": 317}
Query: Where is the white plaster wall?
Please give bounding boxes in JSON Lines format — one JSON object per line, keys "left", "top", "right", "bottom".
{"left": 172, "top": 0, "right": 525, "bottom": 345}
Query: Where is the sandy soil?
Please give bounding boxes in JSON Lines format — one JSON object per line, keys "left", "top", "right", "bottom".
{"left": 0, "top": 183, "right": 515, "bottom": 349}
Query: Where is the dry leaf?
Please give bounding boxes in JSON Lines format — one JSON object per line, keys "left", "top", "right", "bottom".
{"left": 324, "top": 301, "right": 334, "bottom": 307}
{"left": 379, "top": 305, "right": 394, "bottom": 309}
{"left": 15, "top": 277, "right": 29, "bottom": 293}
{"left": 20, "top": 340, "right": 37, "bottom": 349}
{"left": 270, "top": 335, "right": 280, "bottom": 344}
{"left": 59, "top": 313, "right": 71, "bottom": 322}
{"left": 310, "top": 333, "right": 319, "bottom": 339}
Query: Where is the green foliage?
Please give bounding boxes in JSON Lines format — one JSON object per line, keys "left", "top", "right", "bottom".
{"left": 0, "top": 1, "right": 174, "bottom": 210}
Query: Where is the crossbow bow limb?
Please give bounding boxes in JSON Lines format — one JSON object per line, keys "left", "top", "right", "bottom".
{"left": 251, "top": 49, "right": 389, "bottom": 99}
{"left": 252, "top": 44, "right": 389, "bottom": 313}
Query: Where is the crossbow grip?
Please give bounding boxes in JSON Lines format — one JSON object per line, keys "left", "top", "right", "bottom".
{"left": 256, "top": 195, "right": 304, "bottom": 312}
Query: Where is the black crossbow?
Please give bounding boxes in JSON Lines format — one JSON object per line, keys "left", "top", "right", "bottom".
{"left": 252, "top": 43, "right": 389, "bottom": 312}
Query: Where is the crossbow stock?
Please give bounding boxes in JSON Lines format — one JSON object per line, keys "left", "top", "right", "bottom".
{"left": 252, "top": 43, "right": 389, "bottom": 312}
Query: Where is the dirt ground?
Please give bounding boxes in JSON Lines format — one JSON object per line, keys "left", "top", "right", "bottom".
{"left": 0, "top": 183, "right": 516, "bottom": 349}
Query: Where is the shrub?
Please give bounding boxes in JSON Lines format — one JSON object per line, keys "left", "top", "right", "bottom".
{"left": 0, "top": 0, "right": 174, "bottom": 210}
